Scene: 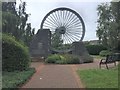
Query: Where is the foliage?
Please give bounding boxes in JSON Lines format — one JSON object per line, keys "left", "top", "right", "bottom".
{"left": 45, "top": 54, "right": 80, "bottom": 64}
{"left": 99, "top": 50, "right": 113, "bottom": 57}
{"left": 2, "top": 2, "right": 35, "bottom": 46}
{"left": 2, "top": 68, "right": 35, "bottom": 88}
{"left": 51, "top": 33, "right": 72, "bottom": 50}
{"left": 96, "top": 2, "right": 120, "bottom": 51}
{"left": 45, "top": 54, "right": 61, "bottom": 63}
{"left": 85, "top": 44, "right": 107, "bottom": 55}
{"left": 77, "top": 68, "right": 118, "bottom": 88}
{"left": 2, "top": 34, "right": 30, "bottom": 71}
{"left": 61, "top": 54, "right": 80, "bottom": 64}
{"left": 51, "top": 33, "right": 63, "bottom": 50}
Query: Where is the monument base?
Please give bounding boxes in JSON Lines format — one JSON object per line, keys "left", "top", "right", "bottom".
{"left": 72, "top": 42, "right": 93, "bottom": 63}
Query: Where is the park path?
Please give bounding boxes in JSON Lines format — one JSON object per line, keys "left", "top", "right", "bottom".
{"left": 21, "top": 60, "right": 103, "bottom": 88}
{"left": 22, "top": 62, "right": 84, "bottom": 88}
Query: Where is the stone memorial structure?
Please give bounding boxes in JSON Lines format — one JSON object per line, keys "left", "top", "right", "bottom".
{"left": 29, "top": 7, "right": 93, "bottom": 63}
{"left": 29, "top": 29, "right": 51, "bottom": 58}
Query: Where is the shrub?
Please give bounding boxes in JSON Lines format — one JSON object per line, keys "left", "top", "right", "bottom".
{"left": 45, "top": 54, "right": 80, "bottom": 64}
{"left": 85, "top": 44, "right": 107, "bottom": 55}
{"left": 62, "top": 54, "right": 80, "bottom": 64}
{"left": 45, "top": 54, "right": 61, "bottom": 63}
{"left": 99, "top": 50, "right": 113, "bottom": 57}
{"left": 55, "top": 55, "right": 67, "bottom": 64}
{"left": 2, "top": 34, "right": 30, "bottom": 71}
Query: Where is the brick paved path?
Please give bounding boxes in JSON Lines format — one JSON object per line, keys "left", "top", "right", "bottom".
{"left": 22, "top": 63, "right": 84, "bottom": 88}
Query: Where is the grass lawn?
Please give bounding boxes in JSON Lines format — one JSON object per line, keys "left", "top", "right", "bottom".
{"left": 2, "top": 68, "right": 35, "bottom": 88}
{"left": 77, "top": 67, "right": 118, "bottom": 88}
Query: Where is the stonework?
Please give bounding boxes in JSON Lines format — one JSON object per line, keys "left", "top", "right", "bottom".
{"left": 72, "top": 42, "right": 93, "bottom": 63}
{"left": 29, "top": 29, "right": 93, "bottom": 63}
{"left": 29, "top": 29, "right": 51, "bottom": 58}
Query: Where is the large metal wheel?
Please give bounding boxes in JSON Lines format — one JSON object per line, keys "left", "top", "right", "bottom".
{"left": 41, "top": 7, "right": 85, "bottom": 52}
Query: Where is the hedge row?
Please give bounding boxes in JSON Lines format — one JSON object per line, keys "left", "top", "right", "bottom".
{"left": 2, "top": 34, "right": 30, "bottom": 71}
{"left": 85, "top": 44, "right": 107, "bottom": 55}
{"left": 45, "top": 54, "right": 80, "bottom": 64}
{"left": 45, "top": 54, "right": 93, "bottom": 64}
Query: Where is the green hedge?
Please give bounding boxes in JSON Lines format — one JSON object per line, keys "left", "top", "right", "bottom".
{"left": 85, "top": 45, "right": 107, "bottom": 55}
{"left": 99, "top": 50, "right": 113, "bottom": 57}
{"left": 2, "top": 34, "right": 30, "bottom": 71}
{"left": 45, "top": 54, "right": 61, "bottom": 63}
{"left": 45, "top": 54, "right": 80, "bottom": 64}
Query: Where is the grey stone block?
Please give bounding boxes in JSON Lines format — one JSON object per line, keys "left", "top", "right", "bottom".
{"left": 29, "top": 29, "right": 51, "bottom": 58}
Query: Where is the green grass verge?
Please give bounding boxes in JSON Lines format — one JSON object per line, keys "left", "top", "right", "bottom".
{"left": 2, "top": 68, "right": 35, "bottom": 88}
{"left": 77, "top": 67, "right": 118, "bottom": 88}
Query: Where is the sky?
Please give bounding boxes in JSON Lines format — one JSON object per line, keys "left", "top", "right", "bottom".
{"left": 17, "top": 0, "right": 111, "bottom": 41}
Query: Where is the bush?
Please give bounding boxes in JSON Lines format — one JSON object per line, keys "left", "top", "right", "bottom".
{"left": 2, "top": 34, "right": 30, "bottom": 71}
{"left": 99, "top": 50, "right": 113, "bottom": 57}
{"left": 55, "top": 55, "right": 67, "bottom": 64}
{"left": 45, "top": 54, "right": 80, "bottom": 64}
{"left": 62, "top": 54, "right": 80, "bottom": 64}
{"left": 45, "top": 54, "right": 61, "bottom": 63}
{"left": 85, "top": 44, "right": 107, "bottom": 55}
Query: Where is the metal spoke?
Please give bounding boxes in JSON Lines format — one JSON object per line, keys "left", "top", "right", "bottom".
{"left": 45, "top": 18, "right": 58, "bottom": 28}
{"left": 52, "top": 12, "right": 60, "bottom": 28}
{"left": 54, "top": 11, "right": 61, "bottom": 28}
{"left": 49, "top": 15, "right": 60, "bottom": 28}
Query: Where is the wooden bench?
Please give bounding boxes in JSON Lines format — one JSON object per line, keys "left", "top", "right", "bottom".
{"left": 99, "top": 55, "right": 116, "bottom": 69}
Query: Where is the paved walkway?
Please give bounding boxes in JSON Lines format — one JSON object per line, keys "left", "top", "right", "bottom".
{"left": 21, "top": 59, "right": 117, "bottom": 88}
{"left": 22, "top": 62, "right": 84, "bottom": 88}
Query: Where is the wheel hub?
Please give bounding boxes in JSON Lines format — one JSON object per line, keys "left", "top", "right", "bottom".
{"left": 56, "top": 26, "right": 66, "bottom": 34}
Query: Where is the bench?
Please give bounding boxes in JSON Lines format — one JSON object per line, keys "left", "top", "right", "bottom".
{"left": 99, "top": 54, "right": 116, "bottom": 69}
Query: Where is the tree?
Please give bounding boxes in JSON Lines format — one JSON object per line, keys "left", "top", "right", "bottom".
{"left": 51, "top": 33, "right": 63, "bottom": 50}
{"left": 96, "top": 3, "right": 111, "bottom": 48}
{"left": 2, "top": 1, "right": 35, "bottom": 46}
{"left": 24, "top": 23, "right": 35, "bottom": 46}
{"left": 2, "top": 2, "right": 18, "bottom": 35}
{"left": 110, "top": 2, "right": 120, "bottom": 51}
{"left": 96, "top": 2, "right": 120, "bottom": 51}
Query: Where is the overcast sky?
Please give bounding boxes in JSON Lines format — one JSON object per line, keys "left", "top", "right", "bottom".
{"left": 17, "top": 0, "right": 111, "bottom": 41}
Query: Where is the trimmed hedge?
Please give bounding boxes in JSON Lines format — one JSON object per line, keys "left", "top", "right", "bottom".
{"left": 2, "top": 34, "right": 30, "bottom": 71}
{"left": 45, "top": 54, "right": 80, "bottom": 64}
{"left": 99, "top": 50, "right": 113, "bottom": 57}
{"left": 85, "top": 44, "right": 107, "bottom": 55}
{"left": 61, "top": 54, "right": 80, "bottom": 64}
{"left": 45, "top": 54, "right": 61, "bottom": 63}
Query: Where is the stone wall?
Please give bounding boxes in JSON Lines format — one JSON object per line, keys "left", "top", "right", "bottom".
{"left": 29, "top": 29, "right": 51, "bottom": 58}
{"left": 72, "top": 42, "right": 93, "bottom": 63}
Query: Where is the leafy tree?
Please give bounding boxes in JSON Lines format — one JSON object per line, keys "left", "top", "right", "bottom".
{"left": 51, "top": 33, "right": 63, "bottom": 50}
{"left": 96, "top": 3, "right": 111, "bottom": 49}
{"left": 2, "top": 1, "right": 35, "bottom": 46}
{"left": 23, "top": 23, "right": 35, "bottom": 46}
{"left": 110, "top": 2, "right": 120, "bottom": 51}
{"left": 96, "top": 2, "right": 120, "bottom": 51}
